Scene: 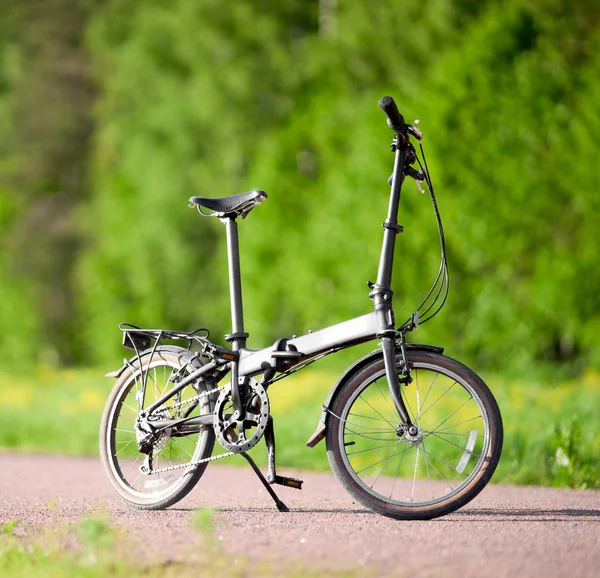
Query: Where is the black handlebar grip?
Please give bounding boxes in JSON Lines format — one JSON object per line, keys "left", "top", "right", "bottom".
{"left": 379, "top": 96, "right": 405, "bottom": 131}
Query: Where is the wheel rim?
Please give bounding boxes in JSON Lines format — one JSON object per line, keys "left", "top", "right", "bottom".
{"left": 106, "top": 359, "right": 211, "bottom": 501}
{"left": 338, "top": 361, "right": 492, "bottom": 509}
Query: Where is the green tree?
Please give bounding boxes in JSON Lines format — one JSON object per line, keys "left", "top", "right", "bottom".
{"left": 0, "top": 0, "right": 96, "bottom": 366}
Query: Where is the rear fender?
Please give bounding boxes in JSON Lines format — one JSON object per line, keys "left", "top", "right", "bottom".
{"left": 305, "top": 343, "right": 444, "bottom": 447}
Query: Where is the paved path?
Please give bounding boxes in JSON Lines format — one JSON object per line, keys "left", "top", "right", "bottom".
{"left": 1, "top": 453, "right": 598, "bottom": 577}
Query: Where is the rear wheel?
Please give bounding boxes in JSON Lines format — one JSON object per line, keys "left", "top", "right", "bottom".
{"left": 100, "top": 346, "right": 216, "bottom": 510}
{"left": 327, "top": 351, "right": 503, "bottom": 520}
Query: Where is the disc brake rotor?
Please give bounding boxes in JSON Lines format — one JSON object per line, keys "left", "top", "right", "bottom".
{"left": 213, "top": 379, "right": 269, "bottom": 453}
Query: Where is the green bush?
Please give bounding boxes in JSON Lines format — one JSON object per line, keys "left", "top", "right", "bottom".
{"left": 0, "top": 0, "right": 599, "bottom": 377}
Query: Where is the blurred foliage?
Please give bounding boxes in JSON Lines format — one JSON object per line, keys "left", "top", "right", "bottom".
{"left": 0, "top": 0, "right": 599, "bottom": 374}
{"left": 0, "top": 0, "right": 97, "bottom": 366}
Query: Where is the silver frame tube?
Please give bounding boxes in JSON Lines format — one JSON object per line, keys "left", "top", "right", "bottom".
{"left": 238, "top": 312, "right": 380, "bottom": 377}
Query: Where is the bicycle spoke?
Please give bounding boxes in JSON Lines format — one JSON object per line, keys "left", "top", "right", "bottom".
{"left": 410, "top": 446, "right": 420, "bottom": 502}
{"left": 370, "top": 442, "right": 402, "bottom": 489}
{"left": 168, "top": 441, "right": 185, "bottom": 466}
{"left": 344, "top": 425, "right": 396, "bottom": 435}
{"left": 171, "top": 437, "right": 193, "bottom": 460}
{"left": 375, "top": 379, "right": 401, "bottom": 423}
{"left": 415, "top": 369, "right": 421, "bottom": 425}
{"left": 419, "top": 447, "right": 456, "bottom": 493}
{"left": 389, "top": 443, "right": 410, "bottom": 499}
{"left": 115, "top": 439, "right": 135, "bottom": 456}
{"left": 162, "top": 366, "right": 175, "bottom": 396}
{"left": 423, "top": 430, "right": 482, "bottom": 457}
{"left": 355, "top": 444, "right": 414, "bottom": 475}
{"left": 357, "top": 395, "right": 396, "bottom": 428}
{"left": 402, "top": 391, "right": 418, "bottom": 425}
{"left": 418, "top": 443, "right": 468, "bottom": 476}
{"left": 429, "top": 395, "right": 474, "bottom": 434}
{"left": 418, "top": 370, "right": 439, "bottom": 417}
{"left": 346, "top": 440, "right": 401, "bottom": 457}
{"left": 124, "top": 454, "right": 142, "bottom": 479}
{"left": 434, "top": 415, "right": 481, "bottom": 434}
{"left": 422, "top": 429, "right": 472, "bottom": 437}
{"left": 348, "top": 411, "right": 394, "bottom": 423}
{"left": 131, "top": 470, "right": 143, "bottom": 492}
{"left": 340, "top": 417, "right": 397, "bottom": 431}
{"left": 421, "top": 438, "right": 435, "bottom": 501}
{"left": 345, "top": 429, "right": 398, "bottom": 442}
{"left": 121, "top": 401, "right": 137, "bottom": 414}
{"left": 419, "top": 379, "right": 458, "bottom": 418}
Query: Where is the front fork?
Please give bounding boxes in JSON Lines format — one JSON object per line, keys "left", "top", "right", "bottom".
{"left": 380, "top": 336, "right": 414, "bottom": 430}
{"left": 371, "top": 282, "right": 415, "bottom": 431}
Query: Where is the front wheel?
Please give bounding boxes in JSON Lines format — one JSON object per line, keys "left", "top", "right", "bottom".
{"left": 326, "top": 351, "right": 503, "bottom": 520}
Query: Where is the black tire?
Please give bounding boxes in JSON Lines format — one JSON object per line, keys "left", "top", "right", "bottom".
{"left": 326, "top": 351, "right": 503, "bottom": 520}
{"left": 100, "top": 346, "right": 216, "bottom": 510}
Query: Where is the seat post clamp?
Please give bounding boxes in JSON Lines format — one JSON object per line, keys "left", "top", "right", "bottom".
{"left": 224, "top": 332, "right": 249, "bottom": 343}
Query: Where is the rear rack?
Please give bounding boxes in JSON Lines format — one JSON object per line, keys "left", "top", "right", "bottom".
{"left": 119, "top": 323, "right": 238, "bottom": 364}
{"left": 119, "top": 322, "right": 211, "bottom": 352}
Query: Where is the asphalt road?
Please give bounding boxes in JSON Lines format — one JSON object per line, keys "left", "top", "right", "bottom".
{"left": 1, "top": 453, "right": 598, "bottom": 577}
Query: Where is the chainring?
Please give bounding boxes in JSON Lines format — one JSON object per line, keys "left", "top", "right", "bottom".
{"left": 213, "top": 378, "right": 269, "bottom": 453}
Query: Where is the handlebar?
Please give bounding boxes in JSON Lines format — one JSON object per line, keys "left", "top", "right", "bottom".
{"left": 378, "top": 96, "right": 406, "bottom": 133}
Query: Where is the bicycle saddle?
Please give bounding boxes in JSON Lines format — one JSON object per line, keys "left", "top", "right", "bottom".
{"left": 189, "top": 190, "right": 267, "bottom": 218}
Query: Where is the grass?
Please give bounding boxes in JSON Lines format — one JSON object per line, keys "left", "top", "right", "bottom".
{"left": 0, "top": 514, "right": 378, "bottom": 578}
{"left": 0, "top": 361, "right": 598, "bottom": 489}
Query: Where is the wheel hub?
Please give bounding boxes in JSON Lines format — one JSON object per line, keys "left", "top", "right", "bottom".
{"left": 403, "top": 425, "right": 423, "bottom": 445}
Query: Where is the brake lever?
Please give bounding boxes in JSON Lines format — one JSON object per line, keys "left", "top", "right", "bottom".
{"left": 403, "top": 165, "right": 427, "bottom": 194}
{"left": 407, "top": 120, "right": 423, "bottom": 142}
{"left": 388, "top": 165, "right": 426, "bottom": 187}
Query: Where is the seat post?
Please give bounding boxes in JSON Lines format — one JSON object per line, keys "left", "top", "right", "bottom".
{"left": 224, "top": 217, "right": 248, "bottom": 351}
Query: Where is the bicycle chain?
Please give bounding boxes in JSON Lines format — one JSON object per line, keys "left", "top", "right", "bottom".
{"left": 152, "top": 381, "right": 228, "bottom": 417}
{"left": 142, "top": 381, "right": 233, "bottom": 475}
{"left": 142, "top": 448, "right": 236, "bottom": 475}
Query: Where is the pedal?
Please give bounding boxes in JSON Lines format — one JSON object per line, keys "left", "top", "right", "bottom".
{"left": 273, "top": 475, "right": 303, "bottom": 490}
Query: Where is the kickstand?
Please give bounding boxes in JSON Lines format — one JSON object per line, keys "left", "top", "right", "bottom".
{"left": 240, "top": 451, "right": 289, "bottom": 513}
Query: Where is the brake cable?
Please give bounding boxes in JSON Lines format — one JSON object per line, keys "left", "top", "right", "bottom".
{"left": 399, "top": 139, "right": 449, "bottom": 330}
